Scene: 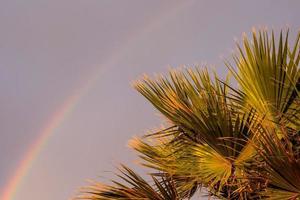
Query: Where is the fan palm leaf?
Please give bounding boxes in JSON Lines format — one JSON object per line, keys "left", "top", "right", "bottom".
{"left": 77, "top": 165, "right": 180, "bottom": 200}
{"left": 129, "top": 130, "right": 201, "bottom": 198}
{"left": 134, "top": 69, "right": 261, "bottom": 197}
{"left": 252, "top": 127, "right": 300, "bottom": 199}
{"left": 227, "top": 29, "right": 300, "bottom": 128}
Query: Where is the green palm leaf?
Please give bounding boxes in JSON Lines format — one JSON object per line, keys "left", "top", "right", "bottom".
{"left": 227, "top": 29, "right": 300, "bottom": 127}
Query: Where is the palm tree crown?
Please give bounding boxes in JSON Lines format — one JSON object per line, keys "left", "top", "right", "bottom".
{"left": 77, "top": 29, "right": 300, "bottom": 200}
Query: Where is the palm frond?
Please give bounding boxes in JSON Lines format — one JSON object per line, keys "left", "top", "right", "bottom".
{"left": 78, "top": 28, "right": 300, "bottom": 200}
{"left": 129, "top": 130, "right": 201, "bottom": 198}
{"left": 77, "top": 165, "right": 180, "bottom": 200}
{"left": 227, "top": 29, "right": 300, "bottom": 127}
{"left": 134, "top": 69, "right": 261, "bottom": 197}
{"left": 253, "top": 127, "right": 300, "bottom": 199}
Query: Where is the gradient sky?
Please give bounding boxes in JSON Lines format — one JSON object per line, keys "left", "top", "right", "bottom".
{"left": 0, "top": 1, "right": 300, "bottom": 199}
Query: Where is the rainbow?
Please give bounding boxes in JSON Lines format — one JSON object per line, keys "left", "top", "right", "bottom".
{"left": 0, "top": 2, "right": 194, "bottom": 199}
{"left": 1, "top": 93, "right": 79, "bottom": 200}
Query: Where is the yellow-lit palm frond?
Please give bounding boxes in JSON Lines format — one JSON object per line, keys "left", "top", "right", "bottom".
{"left": 227, "top": 29, "right": 300, "bottom": 127}
{"left": 129, "top": 133, "right": 195, "bottom": 175}
{"left": 129, "top": 130, "right": 201, "bottom": 198}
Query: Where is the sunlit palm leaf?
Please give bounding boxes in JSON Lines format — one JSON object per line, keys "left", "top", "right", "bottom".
{"left": 129, "top": 131, "right": 201, "bottom": 198}
{"left": 227, "top": 29, "right": 300, "bottom": 127}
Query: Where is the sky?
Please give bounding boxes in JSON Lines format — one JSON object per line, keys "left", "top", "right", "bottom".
{"left": 0, "top": 0, "right": 299, "bottom": 199}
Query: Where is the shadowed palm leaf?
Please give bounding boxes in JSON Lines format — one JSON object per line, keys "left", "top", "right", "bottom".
{"left": 77, "top": 165, "right": 180, "bottom": 200}
{"left": 253, "top": 127, "right": 300, "bottom": 199}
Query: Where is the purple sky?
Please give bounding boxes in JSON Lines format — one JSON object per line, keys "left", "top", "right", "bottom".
{"left": 0, "top": 1, "right": 299, "bottom": 199}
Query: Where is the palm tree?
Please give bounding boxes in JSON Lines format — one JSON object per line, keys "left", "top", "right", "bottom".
{"left": 76, "top": 29, "right": 300, "bottom": 199}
